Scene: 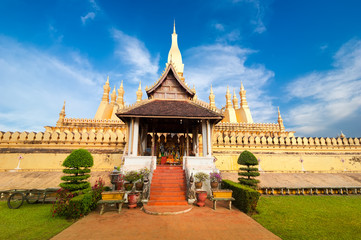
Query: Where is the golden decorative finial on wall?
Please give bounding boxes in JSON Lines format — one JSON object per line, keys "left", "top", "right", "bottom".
{"left": 209, "top": 84, "right": 216, "bottom": 110}
{"left": 102, "top": 76, "right": 111, "bottom": 102}
{"left": 233, "top": 89, "right": 239, "bottom": 109}
{"left": 226, "top": 86, "right": 232, "bottom": 109}
{"left": 278, "top": 107, "right": 285, "bottom": 131}
{"left": 117, "top": 80, "right": 125, "bottom": 108}
{"left": 110, "top": 86, "right": 117, "bottom": 103}
{"left": 136, "top": 81, "right": 142, "bottom": 102}
{"left": 56, "top": 101, "right": 66, "bottom": 127}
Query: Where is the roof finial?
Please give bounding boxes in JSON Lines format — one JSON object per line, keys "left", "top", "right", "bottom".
{"left": 173, "top": 19, "right": 176, "bottom": 34}
{"left": 226, "top": 86, "right": 232, "bottom": 109}
{"left": 277, "top": 107, "right": 285, "bottom": 131}
{"left": 117, "top": 81, "right": 125, "bottom": 108}
{"left": 56, "top": 101, "right": 66, "bottom": 127}
{"left": 209, "top": 84, "right": 215, "bottom": 110}
{"left": 340, "top": 131, "right": 345, "bottom": 138}
{"left": 61, "top": 100, "right": 66, "bottom": 113}
{"left": 241, "top": 81, "right": 244, "bottom": 91}
{"left": 136, "top": 81, "right": 142, "bottom": 102}
{"left": 106, "top": 75, "right": 109, "bottom": 84}
{"left": 233, "top": 89, "right": 239, "bottom": 109}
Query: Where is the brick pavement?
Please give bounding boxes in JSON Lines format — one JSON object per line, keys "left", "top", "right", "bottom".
{"left": 51, "top": 200, "right": 280, "bottom": 240}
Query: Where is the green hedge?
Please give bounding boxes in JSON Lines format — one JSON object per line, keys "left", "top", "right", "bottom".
{"left": 222, "top": 179, "right": 260, "bottom": 214}
{"left": 67, "top": 193, "right": 93, "bottom": 219}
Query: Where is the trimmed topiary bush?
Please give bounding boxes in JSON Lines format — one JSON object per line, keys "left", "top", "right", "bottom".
{"left": 60, "top": 149, "right": 94, "bottom": 192}
{"left": 52, "top": 177, "right": 104, "bottom": 219}
{"left": 237, "top": 150, "right": 260, "bottom": 188}
{"left": 222, "top": 179, "right": 260, "bottom": 214}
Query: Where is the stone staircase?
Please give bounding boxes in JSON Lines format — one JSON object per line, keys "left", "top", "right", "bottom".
{"left": 147, "top": 165, "right": 188, "bottom": 206}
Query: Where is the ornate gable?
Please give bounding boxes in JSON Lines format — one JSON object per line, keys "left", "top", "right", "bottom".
{"left": 146, "top": 63, "right": 194, "bottom": 100}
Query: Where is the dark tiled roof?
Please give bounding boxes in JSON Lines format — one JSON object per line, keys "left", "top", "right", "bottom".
{"left": 146, "top": 63, "right": 194, "bottom": 97}
{"left": 117, "top": 100, "right": 223, "bottom": 119}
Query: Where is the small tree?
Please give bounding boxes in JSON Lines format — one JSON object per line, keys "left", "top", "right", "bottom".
{"left": 238, "top": 150, "right": 260, "bottom": 188}
{"left": 60, "top": 149, "right": 94, "bottom": 192}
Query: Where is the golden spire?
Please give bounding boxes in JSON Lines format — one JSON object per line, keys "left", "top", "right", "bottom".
{"left": 209, "top": 85, "right": 215, "bottom": 110}
{"left": 117, "top": 80, "right": 125, "bottom": 108}
{"left": 173, "top": 19, "right": 176, "bottom": 33}
{"left": 239, "top": 81, "right": 248, "bottom": 107}
{"left": 102, "top": 76, "right": 111, "bottom": 102}
{"left": 167, "top": 21, "right": 184, "bottom": 76}
{"left": 278, "top": 107, "right": 285, "bottom": 131}
{"left": 56, "top": 101, "right": 66, "bottom": 127}
{"left": 226, "top": 86, "right": 233, "bottom": 109}
{"left": 136, "top": 81, "right": 142, "bottom": 102}
{"left": 232, "top": 89, "right": 239, "bottom": 109}
{"left": 110, "top": 86, "right": 117, "bottom": 103}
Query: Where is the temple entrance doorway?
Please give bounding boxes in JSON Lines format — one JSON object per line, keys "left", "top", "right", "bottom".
{"left": 145, "top": 133, "right": 195, "bottom": 165}
{"left": 139, "top": 118, "right": 199, "bottom": 166}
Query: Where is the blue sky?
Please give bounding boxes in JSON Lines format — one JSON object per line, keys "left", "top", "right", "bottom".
{"left": 1, "top": 0, "right": 361, "bottom": 137}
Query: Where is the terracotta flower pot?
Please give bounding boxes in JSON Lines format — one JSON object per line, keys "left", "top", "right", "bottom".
{"left": 128, "top": 193, "right": 138, "bottom": 209}
{"left": 196, "top": 191, "right": 207, "bottom": 207}
{"left": 195, "top": 182, "right": 203, "bottom": 189}
{"left": 211, "top": 181, "right": 219, "bottom": 189}
{"left": 135, "top": 182, "right": 144, "bottom": 191}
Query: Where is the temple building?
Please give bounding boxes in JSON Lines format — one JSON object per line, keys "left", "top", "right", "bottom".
{"left": 1, "top": 23, "right": 360, "bottom": 178}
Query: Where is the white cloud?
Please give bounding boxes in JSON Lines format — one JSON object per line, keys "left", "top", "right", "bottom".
{"left": 232, "top": 0, "right": 266, "bottom": 34}
{"left": 80, "top": 0, "right": 101, "bottom": 25}
{"left": 320, "top": 44, "right": 328, "bottom": 51}
{"left": 89, "top": 0, "right": 100, "bottom": 11}
{"left": 0, "top": 37, "right": 105, "bottom": 132}
{"left": 286, "top": 39, "right": 361, "bottom": 136}
{"left": 81, "top": 12, "right": 95, "bottom": 25}
{"left": 184, "top": 44, "right": 276, "bottom": 123}
{"left": 252, "top": 0, "right": 266, "bottom": 33}
{"left": 48, "top": 24, "right": 63, "bottom": 43}
{"left": 216, "top": 29, "right": 241, "bottom": 43}
{"left": 214, "top": 23, "right": 225, "bottom": 31}
{"left": 111, "top": 28, "right": 159, "bottom": 85}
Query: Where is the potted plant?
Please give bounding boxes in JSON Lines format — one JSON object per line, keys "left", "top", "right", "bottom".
{"left": 124, "top": 170, "right": 140, "bottom": 191}
{"left": 136, "top": 167, "right": 150, "bottom": 191}
{"left": 194, "top": 172, "right": 209, "bottom": 189}
{"left": 127, "top": 192, "right": 139, "bottom": 209}
{"left": 196, "top": 191, "right": 207, "bottom": 207}
{"left": 209, "top": 171, "right": 222, "bottom": 189}
{"left": 116, "top": 173, "right": 124, "bottom": 190}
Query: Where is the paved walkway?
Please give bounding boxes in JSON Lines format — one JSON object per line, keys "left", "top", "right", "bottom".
{"left": 52, "top": 200, "right": 280, "bottom": 240}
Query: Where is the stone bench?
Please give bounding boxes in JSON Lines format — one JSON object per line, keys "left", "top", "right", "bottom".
{"left": 209, "top": 197, "right": 235, "bottom": 210}
{"left": 97, "top": 199, "right": 125, "bottom": 215}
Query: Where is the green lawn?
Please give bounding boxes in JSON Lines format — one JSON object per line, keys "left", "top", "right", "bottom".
{"left": 0, "top": 201, "right": 73, "bottom": 240}
{"left": 252, "top": 195, "right": 361, "bottom": 240}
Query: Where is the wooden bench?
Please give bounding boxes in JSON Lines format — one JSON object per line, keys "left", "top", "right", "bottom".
{"left": 210, "top": 197, "right": 235, "bottom": 210}
{"left": 97, "top": 199, "right": 125, "bottom": 215}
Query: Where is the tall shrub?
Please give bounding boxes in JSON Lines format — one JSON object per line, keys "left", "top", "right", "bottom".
{"left": 60, "top": 149, "right": 94, "bottom": 192}
{"left": 237, "top": 150, "right": 260, "bottom": 188}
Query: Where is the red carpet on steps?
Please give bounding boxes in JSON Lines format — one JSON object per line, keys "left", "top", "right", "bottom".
{"left": 147, "top": 165, "right": 188, "bottom": 206}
